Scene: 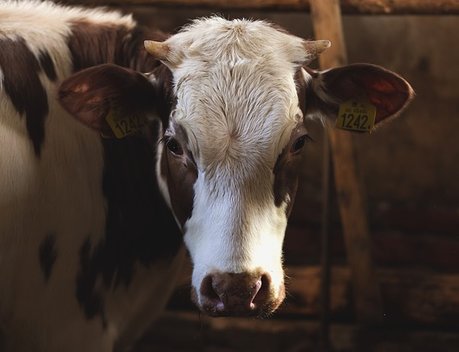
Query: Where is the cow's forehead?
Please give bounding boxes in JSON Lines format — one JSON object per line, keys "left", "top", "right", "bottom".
{"left": 172, "top": 62, "right": 301, "bottom": 172}
{"left": 167, "top": 16, "right": 308, "bottom": 66}
{"left": 167, "top": 17, "right": 305, "bottom": 171}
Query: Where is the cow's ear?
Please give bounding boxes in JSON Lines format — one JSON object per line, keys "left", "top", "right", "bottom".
{"left": 58, "top": 64, "right": 156, "bottom": 138}
{"left": 304, "top": 63, "right": 414, "bottom": 130}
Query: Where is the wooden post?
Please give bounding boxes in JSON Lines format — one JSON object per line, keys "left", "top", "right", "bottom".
{"left": 319, "top": 131, "right": 333, "bottom": 351}
{"left": 309, "top": 0, "right": 383, "bottom": 324}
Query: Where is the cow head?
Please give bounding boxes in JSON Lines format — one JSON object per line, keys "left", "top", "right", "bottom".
{"left": 59, "top": 17, "right": 414, "bottom": 318}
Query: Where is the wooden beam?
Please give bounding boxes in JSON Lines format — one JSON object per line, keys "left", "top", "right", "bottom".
{"left": 290, "top": 204, "right": 459, "bottom": 237}
{"left": 283, "top": 227, "right": 459, "bottom": 272}
{"left": 170, "top": 264, "right": 459, "bottom": 327}
{"left": 62, "top": 0, "right": 459, "bottom": 14}
{"left": 310, "top": 0, "right": 383, "bottom": 324}
{"left": 139, "top": 310, "right": 459, "bottom": 352}
{"left": 285, "top": 266, "right": 459, "bottom": 327}
{"left": 141, "top": 310, "right": 459, "bottom": 351}
{"left": 319, "top": 134, "right": 333, "bottom": 351}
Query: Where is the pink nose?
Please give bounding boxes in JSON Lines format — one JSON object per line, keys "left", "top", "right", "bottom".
{"left": 199, "top": 271, "right": 272, "bottom": 316}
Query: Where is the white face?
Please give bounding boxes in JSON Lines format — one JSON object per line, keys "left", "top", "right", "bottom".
{"left": 156, "top": 17, "right": 313, "bottom": 316}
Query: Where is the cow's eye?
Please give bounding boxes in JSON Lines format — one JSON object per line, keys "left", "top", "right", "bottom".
{"left": 290, "top": 135, "right": 309, "bottom": 154}
{"left": 166, "top": 138, "right": 183, "bottom": 156}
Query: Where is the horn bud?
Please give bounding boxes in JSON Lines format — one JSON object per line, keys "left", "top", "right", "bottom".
{"left": 144, "top": 40, "right": 170, "bottom": 61}
{"left": 303, "top": 40, "right": 331, "bottom": 60}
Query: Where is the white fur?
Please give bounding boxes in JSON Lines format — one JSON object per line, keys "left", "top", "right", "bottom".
{"left": 0, "top": 2, "right": 182, "bottom": 351}
{"left": 0, "top": 54, "right": 109, "bottom": 352}
{"left": 163, "top": 17, "right": 308, "bottom": 303}
{"left": 0, "top": 0, "right": 134, "bottom": 41}
{"left": 0, "top": 0, "right": 135, "bottom": 80}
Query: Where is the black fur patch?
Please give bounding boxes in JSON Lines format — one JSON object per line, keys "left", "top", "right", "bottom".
{"left": 75, "top": 122, "right": 182, "bottom": 324}
{"left": 68, "top": 21, "right": 163, "bottom": 73}
{"left": 76, "top": 239, "right": 107, "bottom": 326}
{"left": 38, "top": 50, "right": 57, "bottom": 82}
{"left": 69, "top": 22, "right": 181, "bottom": 325}
{"left": 39, "top": 233, "right": 57, "bottom": 282}
{"left": 0, "top": 38, "right": 49, "bottom": 156}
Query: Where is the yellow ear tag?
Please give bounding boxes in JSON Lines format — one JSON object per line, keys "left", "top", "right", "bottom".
{"left": 105, "top": 110, "right": 147, "bottom": 139}
{"left": 336, "top": 99, "right": 376, "bottom": 132}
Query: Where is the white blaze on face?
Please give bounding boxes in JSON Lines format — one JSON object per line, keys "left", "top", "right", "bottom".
{"left": 162, "top": 17, "right": 309, "bottom": 305}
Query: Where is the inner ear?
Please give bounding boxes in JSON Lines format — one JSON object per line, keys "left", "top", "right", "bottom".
{"left": 361, "top": 75, "right": 411, "bottom": 123}
{"left": 58, "top": 64, "right": 158, "bottom": 138}
{"left": 321, "top": 64, "right": 414, "bottom": 123}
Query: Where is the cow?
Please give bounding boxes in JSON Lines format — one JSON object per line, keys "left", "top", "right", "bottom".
{"left": 0, "top": 1, "right": 414, "bottom": 351}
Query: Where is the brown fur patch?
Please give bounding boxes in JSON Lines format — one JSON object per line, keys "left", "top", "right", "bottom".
{"left": 272, "top": 70, "right": 308, "bottom": 215}
{"left": 160, "top": 126, "right": 197, "bottom": 228}
{"left": 68, "top": 20, "right": 166, "bottom": 73}
{"left": 0, "top": 38, "right": 49, "bottom": 155}
{"left": 38, "top": 50, "right": 57, "bottom": 82}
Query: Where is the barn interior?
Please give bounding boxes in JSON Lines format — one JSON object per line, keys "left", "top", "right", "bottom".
{"left": 62, "top": 1, "right": 459, "bottom": 351}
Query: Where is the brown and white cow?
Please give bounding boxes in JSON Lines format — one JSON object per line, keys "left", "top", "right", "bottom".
{"left": 0, "top": 1, "right": 414, "bottom": 351}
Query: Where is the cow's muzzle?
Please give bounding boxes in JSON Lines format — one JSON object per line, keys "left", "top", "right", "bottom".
{"left": 194, "top": 270, "right": 285, "bottom": 317}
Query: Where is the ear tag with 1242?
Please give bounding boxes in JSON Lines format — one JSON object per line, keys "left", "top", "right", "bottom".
{"left": 336, "top": 99, "right": 376, "bottom": 132}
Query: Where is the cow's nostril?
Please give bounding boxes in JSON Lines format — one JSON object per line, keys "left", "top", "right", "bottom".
{"left": 200, "top": 274, "right": 224, "bottom": 312}
{"left": 199, "top": 272, "right": 274, "bottom": 316}
{"left": 248, "top": 278, "right": 262, "bottom": 308}
{"left": 252, "top": 273, "right": 270, "bottom": 306}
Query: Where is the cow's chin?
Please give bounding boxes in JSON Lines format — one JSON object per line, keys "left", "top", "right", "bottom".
{"left": 190, "top": 283, "right": 286, "bottom": 318}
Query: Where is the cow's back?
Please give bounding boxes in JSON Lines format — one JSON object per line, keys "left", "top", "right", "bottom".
{"left": 0, "top": 2, "right": 183, "bottom": 351}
